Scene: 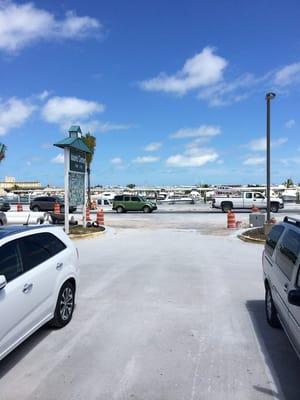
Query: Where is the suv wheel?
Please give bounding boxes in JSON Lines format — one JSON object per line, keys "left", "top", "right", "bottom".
{"left": 116, "top": 206, "right": 124, "bottom": 213}
{"left": 270, "top": 203, "right": 279, "bottom": 213}
{"left": 143, "top": 206, "right": 151, "bottom": 213}
{"left": 265, "top": 285, "right": 281, "bottom": 328}
{"left": 50, "top": 281, "right": 75, "bottom": 328}
{"left": 32, "top": 205, "right": 40, "bottom": 212}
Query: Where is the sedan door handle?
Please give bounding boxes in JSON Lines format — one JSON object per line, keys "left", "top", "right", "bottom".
{"left": 56, "top": 262, "right": 63, "bottom": 270}
{"left": 284, "top": 283, "right": 289, "bottom": 293}
{"left": 23, "top": 283, "right": 33, "bottom": 294}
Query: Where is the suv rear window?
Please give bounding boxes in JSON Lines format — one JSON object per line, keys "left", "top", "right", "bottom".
{"left": 276, "top": 229, "right": 300, "bottom": 280}
{"left": 265, "top": 225, "right": 284, "bottom": 256}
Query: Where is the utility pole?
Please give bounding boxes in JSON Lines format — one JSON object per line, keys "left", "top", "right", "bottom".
{"left": 265, "top": 92, "right": 276, "bottom": 223}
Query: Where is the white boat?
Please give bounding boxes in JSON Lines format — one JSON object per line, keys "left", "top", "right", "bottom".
{"left": 282, "top": 188, "right": 298, "bottom": 202}
{"left": 91, "top": 191, "right": 117, "bottom": 201}
{"left": 159, "top": 193, "right": 196, "bottom": 205}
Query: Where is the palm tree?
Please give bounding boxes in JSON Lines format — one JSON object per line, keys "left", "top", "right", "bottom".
{"left": 0, "top": 143, "right": 6, "bottom": 162}
{"left": 82, "top": 133, "right": 96, "bottom": 207}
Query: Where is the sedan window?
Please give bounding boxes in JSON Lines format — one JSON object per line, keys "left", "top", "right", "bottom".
{"left": 20, "top": 233, "right": 66, "bottom": 272}
{"left": 0, "top": 240, "right": 23, "bottom": 282}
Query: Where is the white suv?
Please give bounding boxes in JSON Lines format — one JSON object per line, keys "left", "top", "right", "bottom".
{"left": 263, "top": 217, "right": 300, "bottom": 358}
{"left": 0, "top": 225, "right": 79, "bottom": 361}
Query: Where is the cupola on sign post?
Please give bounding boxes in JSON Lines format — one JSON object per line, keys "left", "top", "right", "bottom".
{"left": 54, "top": 126, "right": 92, "bottom": 234}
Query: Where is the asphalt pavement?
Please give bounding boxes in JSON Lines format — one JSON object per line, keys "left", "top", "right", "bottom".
{"left": 1, "top": 214, "right": 300, "bottom": 399}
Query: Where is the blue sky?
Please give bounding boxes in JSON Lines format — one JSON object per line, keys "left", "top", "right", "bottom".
{"left": 0, "top": 0, "right": 300, "bottom": 186}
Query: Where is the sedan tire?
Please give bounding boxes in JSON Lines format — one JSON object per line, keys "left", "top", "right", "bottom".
{"left": 50, "top": 281, "right": 75, "bottom": 328}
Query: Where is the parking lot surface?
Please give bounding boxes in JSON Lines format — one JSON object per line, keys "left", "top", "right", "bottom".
{"left": 1, "top": 213, "right": 300, "bottom": 400}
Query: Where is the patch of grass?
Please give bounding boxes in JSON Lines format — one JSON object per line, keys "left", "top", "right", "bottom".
{"left": 70, "top": 225, "right": 105, "bottom": 235}
{"left": 243, "top": 227, "right": 266, "bottom": 241}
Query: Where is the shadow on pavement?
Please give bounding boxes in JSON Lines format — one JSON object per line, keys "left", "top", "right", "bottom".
{"left": 0, "top": 326, "right": 51, "bottom": 379}
{"left": 247, "top": 300, "right": 300, "bottom": 400}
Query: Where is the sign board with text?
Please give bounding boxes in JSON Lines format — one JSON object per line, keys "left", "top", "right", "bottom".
{"left": 70, "top": 149, "right": 86, "bottom": 173}
{"left": 69, "top": 171, "right": 85, "bottom": 206}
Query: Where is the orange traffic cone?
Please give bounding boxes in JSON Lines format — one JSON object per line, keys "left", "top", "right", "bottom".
{"left": 96, "top": 209, "right": 105, "bottom": 225}
{"left": 54, "top": 202, "right": 60, "bottom": 214}
{"left": 227, "top": 210, "right": 236, "bottom": 228}
{"left": 86, "top": 207, "right": 91, "bottom": 222}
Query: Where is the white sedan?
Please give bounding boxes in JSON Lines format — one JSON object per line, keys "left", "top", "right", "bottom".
{"left": 0, "top": 225, "right": 79, "bottom": 361}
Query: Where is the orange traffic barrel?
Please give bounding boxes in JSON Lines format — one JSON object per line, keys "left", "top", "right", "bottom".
{"left": 54, "top": 202, "right": 60, "bottom": 214}
{"left": 86, "top": 207, "right": 91, "bottom": 222}
{"left": 96, "top": 209, "right": 105, "bottom": 225}
{"left": 227, "top": 211, "right": 236, "bottom": 229}
{"left": 17, "top": 203, "right": 23, "bottom": 212}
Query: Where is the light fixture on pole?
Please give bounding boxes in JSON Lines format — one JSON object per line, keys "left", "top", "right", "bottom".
{"left": 265, "top": 92, "right": 276, "bottom": 223}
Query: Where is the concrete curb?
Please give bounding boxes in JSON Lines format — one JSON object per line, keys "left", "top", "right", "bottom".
{"left": 238, "top": 233, "right": 265, "bottom": 244}
{"left": 69, "top": 227, "right": 106, "bottom": 240}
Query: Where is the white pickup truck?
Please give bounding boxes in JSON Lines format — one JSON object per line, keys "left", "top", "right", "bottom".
{"left": 212, "top": 191, "right": 284, "bottom": 213}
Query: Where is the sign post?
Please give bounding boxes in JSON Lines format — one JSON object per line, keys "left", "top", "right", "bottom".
{"left": 64, "top": 148, "right": 70, "bottom": 234}
{"left": 54, "top": 126, "right": 92, "bottom": 234}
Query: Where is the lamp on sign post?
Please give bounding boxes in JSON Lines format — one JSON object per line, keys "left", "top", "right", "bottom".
{"left": 265, "top": 92, "right": 276, "bottom": 223}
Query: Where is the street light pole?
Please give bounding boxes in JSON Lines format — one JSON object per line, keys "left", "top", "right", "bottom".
{"left": 266, "top": 92, "right": 276, "bottom": 223}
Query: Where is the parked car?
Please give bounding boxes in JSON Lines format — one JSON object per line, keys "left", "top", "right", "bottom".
{"left": 0, "top": 225, "right": 79, "bottom": 361}
{"left": 0, "top": 211, "right": 7, "bottom": 226}
{"left": 112, "top": 195, "right": 157, "bottom": 213}
{"left": 212, "top": 191, "right": 284, "bottom": 213}
{"left": 30, "top": 196, "right": 76, "bottom": 213}
{"left": 263, "top": 216, "right": 300, "bottom": 358}
{"left": 0, "top": 200, "right": 10, "bottom": 212}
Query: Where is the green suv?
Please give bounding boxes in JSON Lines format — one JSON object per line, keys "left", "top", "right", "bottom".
{"left": 113, "top": 195, "right": 157, "bottom": 213}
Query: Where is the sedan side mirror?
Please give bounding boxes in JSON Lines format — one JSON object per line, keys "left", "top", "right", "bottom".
{"left": 288, "top": 289, "right": 300, "bottom": 307}
{"left": 0, "top": 275, "right": 7, "bottom": 290}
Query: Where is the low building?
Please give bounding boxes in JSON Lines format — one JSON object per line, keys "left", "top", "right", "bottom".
{"left": 0, "top": 176, "right": 42, "bottom": 190}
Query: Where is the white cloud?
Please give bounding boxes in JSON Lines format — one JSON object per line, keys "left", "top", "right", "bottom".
{"left": 42, "top": 96, "right": 104, "bottom": 126}
{"left": 110, "top": 157, "right": 123, "bottom": 165}
{"left": 248, "top": 137, "right": 288, "bottom": 151}
{"left": 166, "top": 147, "right": 219, "bottom": 168}
{"left": 243, "top": 156, "right": 265, "bottom": 166}
{"left": 140, "top": 47, "right": 227, "bottom": 95}
{"left": 144, "top": 142, "right": 162, "bottom": 152}
{"left": 249, "top": 138, "right": 266, "bottom": 151}
{"left": 198, "top": 73, "right": 268, "bottom": 107}
{"left": 77, "top": 120, "right": 132, "bottom": 134}
{"left": 133, "top": 156, "right": 160, "bottom": 164}
{"left": 274, "top": 62, "right": 300, "bottom": 86}
{"left": 0, "top": 97, "right": 35, "bottom": 135}
{"left": 170, "top": 125, "right": 221, "bottom": 139}
{"left": 51, "top": 153, "right": 64, "bottom": 164}
{"left": 37, "top": 90, "right": 50, "bottom": 101}
{"left": 0, "top": 2, "right": 102, "bottom": 52}
{"left": 285, "top": 119, "right": 295, "bottom": 129}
